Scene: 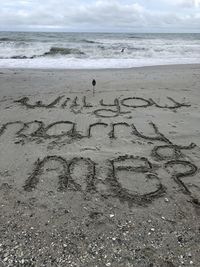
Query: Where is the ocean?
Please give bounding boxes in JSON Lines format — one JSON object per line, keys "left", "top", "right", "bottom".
{"left": 0, "top": 32, "right": 200, "bottom": 69}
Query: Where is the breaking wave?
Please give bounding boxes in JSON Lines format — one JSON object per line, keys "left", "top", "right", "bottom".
{"left": 0, "top": 46, "right": 85, "bottom": 59}
{"left": 81, "top": 39, "right": 100, "bottom": 44}
{"left": 43, "top": 47, "right": 85, "bottom": 56}
{"left": 0, "top": 37, "right": 15, "bottom": 42}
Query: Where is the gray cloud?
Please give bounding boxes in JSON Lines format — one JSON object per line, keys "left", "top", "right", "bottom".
{"left": 0, "top": 0, "right": 199, "bottom": 32}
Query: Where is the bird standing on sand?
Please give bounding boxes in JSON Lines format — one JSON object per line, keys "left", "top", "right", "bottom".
{"left": 92, "top": 79, "right": 96, "bottom": 96}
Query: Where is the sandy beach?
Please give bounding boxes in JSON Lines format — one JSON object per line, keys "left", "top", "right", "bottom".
{"left": 0, "top": 64, "right": 200, "bottom": 266}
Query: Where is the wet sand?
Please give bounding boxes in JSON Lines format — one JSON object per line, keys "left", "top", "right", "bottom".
{"left": 0, "top": 64, "right": 200, "bottom": 266}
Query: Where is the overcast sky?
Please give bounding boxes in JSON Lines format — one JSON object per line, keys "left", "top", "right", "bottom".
{"left": 0, "top": 0, "right": 200, "bottom": 32}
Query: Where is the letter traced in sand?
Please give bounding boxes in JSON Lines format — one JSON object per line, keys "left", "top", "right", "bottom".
{"left": 109, "top": 122, "right": 130, "bottom": 139}
{"left": 94, "top": 98, "right": 130, "bottom": 118}
{"left": 83, "top": 96, "right": 93, "bottom": 108}
{"left": 121, "top": 97, "right": 153, "bottom": 108}
{"left": 88, "top": 122, "right": 109, "bottom": 138}
{"left": 42, "top": 121, "right": 76, "bottom": 138}
{"left": 131, "top": 122, "right": 172, "bottom": 143}
{"left": 165, "top": 160, "right": 198, "bottom": 195}
{"left": 24, "top": 156, "right": 69, "bottom": 192}
{"left": 61, "top": 97, "right": 70, "bottom": 108}
{"left": 18, "top": 120, "right": 45, "bottom": 138}
{"left": 24, "top": 156, "right": 96, "bottom": 193}
{"left": 0, "top": 121, "right": 25, "bottom": 137}
{"left": 14, "top": 96, "right": 65, "bottom": 109}
{"left": 107, "top": 155, "right": 166, "bottom": 205}
{"left": 151, "top": 143, "right": 196, "bottom": 161}
{"left": 149, "top": 97, "right": 191, "bottom": 109}
{"left": 99, "top": 99, "right": 118, "bottom": 107}
{"left": 68, "top": 157, "right": 96, "bottom": 192}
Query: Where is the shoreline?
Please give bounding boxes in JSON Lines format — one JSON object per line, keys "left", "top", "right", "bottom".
{"left": 1, "top": 62, "right": 200, "bottom": 72}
